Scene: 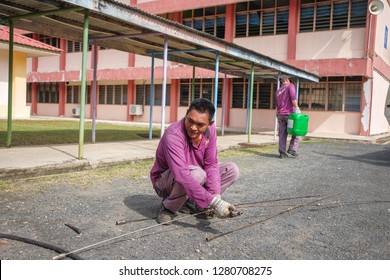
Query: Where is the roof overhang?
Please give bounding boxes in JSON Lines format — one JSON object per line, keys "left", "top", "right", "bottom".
{"left": 0, "top": 41, "right": 60, "bottom": 57}
{"left": 0, "top": 0, "right": 319, "bottom": 82}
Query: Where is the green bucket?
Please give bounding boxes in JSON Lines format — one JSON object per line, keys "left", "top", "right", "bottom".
{"left": 287, "top": 113, "right": 309, "bottom": 136}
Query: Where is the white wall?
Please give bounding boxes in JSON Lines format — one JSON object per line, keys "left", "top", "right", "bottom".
{"left": 228, "top": 108, "right": 360, "bottom": 134}
{"left": 233, "top": 34, "right": 288, "bottom": 61}
{"left": 374, "top": 1, "right": 390, "bottom": 61}
{"left": 134, "top": 54, "right": 164, "bottom": 68}
{"left": 98, "top": 49, "right": 129, "bottom": 69}
{"left": 37, "top": 56, "right": 60, "bottom": 72}
{"left": 65, "top": 52, "right": 92, "bottom": 71}
{"left": 296, "top": 29, "right": 366, "bottom": 60}
{"left": 370, "top": 71, "right": 390, "bottom": 134}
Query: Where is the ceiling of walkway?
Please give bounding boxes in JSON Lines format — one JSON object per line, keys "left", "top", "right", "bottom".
{"left": 0, "top": 0, "right": 319, "bottom": 82}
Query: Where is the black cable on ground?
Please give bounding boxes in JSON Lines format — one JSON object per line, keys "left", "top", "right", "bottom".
{"left": 0, "top": 233, "right": 83, "bottom": 260}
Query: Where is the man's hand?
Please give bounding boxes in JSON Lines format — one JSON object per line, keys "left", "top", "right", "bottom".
{"left": 294, "top": 107, "right": 301, "bottom": 114}
{"left": 209, "top": 195, "right": 236, "bottom": 218}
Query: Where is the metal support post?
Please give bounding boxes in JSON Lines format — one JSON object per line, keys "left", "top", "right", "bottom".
{"left": 6, "top": 21, "right": 14, "bottom": 148}
{"left": 78, "top": 9, "right": 89, "bottom": 159}
{"left": 160, "top": 36, "right": 168, "bottom": 137}
{"left": 247, "top": 63, "right": 255, "bottom": 143}
{"left": 148, "top": 53, "right": 155, "bottom": 140}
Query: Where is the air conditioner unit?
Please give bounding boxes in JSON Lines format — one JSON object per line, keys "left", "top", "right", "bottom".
{"left": 129, "top": 104, "right": 143, "bottom": 115}
{"left": 72, "top": 107, "right": 80, "bottom": 117}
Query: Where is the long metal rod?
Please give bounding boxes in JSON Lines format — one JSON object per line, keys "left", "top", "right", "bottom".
{"left": 92, "top": 44, "right": 98, "bottom": 144}
{"left": 148, "top": 53, "right": 155, "bottom": 140}
{"left": 160, "top": 36, "right": 168, "bottom": 137}
{"left": 205, "top": 193, "right": 340, "bottom": 242}
{"left": 53, "top": 211, "right": 209, "bottom": 260}
{"left": 6, "top": 21, "right": 14, "bottom": 148}
{"left": 77, "top": 9, "right": 89, "bottom": 159}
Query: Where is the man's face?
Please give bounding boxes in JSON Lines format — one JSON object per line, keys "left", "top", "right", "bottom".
{"left": 184, "top": 109, "right": 213, "bottom": 140}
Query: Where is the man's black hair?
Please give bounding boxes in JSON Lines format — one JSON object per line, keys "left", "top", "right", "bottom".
{"left": 187, "top": 98, "right": 215, "bottom": 121}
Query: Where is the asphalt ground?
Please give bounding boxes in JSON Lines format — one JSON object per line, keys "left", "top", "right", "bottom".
{"left": 0, "top": 139, "right": 389, "bottom": 260}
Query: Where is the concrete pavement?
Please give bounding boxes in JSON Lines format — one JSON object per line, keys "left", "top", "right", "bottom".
{"left": 1, "top": 130, "right": 389, "bottom": 180}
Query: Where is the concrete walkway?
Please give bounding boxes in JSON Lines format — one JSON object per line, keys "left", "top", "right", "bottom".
{"left": 1, "top": 128, "right": 389, "bottom": 180}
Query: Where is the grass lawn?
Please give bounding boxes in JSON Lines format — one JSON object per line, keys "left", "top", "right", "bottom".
{"left": 0, "top": 119, "right": 160, "bottom": 147}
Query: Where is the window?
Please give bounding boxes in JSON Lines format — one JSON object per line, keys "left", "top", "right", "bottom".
{"left": 299, "top": 0, "right": 367, "bottom": 32}
{"left": 66, "top": 85, "right": 79, "bottom": 104}
{"left": 328, "top": 83, "right": 343, "bottom": 111}
{"left": 67, "top": 40, "right": 92, "bottom": 53}
{"left": 232, "top": 78, "right": 274, "bottom": 109}
{"left": 67, "top": 85, "right": 92, "bottom": 104}
{"left": 26, "top": 83, "right": 32, "bottom": 103}
{"left": 179, "top": 79, "right": 222, "bottom": 107}
{"left": 182, "top": 5, "right": 226, "bottom": 38}
{"left": 135, "top": 84, "right": 171, "bottom": 106}
{"left": 298, "top": 77, "right": 361, "bottom": 112}
{"left": 345, "top": 82, "right": 361, "bottom": 112}
{"left": 97, "top": 85, "right": 128, "bottom": 105}
{"left": 38, "top": 83, "right": 59, "bottom": 103}
{"left": 38, "top": 34, "right": 61, "bottom": 48}
{"left": 235, "top": 0, "right": 289, "bottom": 38}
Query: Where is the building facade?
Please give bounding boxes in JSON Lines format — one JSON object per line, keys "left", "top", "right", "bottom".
{"left": 25, "top": 0, "right": 390, "bottom": 135}
{"left": 0, "top": 27, "right": 60, "bottom": 119}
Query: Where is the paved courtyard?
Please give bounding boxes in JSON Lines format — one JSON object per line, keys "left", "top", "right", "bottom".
{"left": 0, "top": 140, "right": 389, "bottom": 260}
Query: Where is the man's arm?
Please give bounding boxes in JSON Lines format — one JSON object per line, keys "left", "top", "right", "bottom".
{"left": 202, "top": 124, "right": 221, "bottom": 195}
{"left": 163, "top": 133, "right": 215, "bottom": 208}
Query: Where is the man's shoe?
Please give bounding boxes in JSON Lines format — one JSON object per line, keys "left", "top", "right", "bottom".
{"left": 287, "top": 149, "right": 298, "bottom": 157}
{"left": 179, "top": 199, "right": 200, "bottom": 214}
{"left": 156, "top": 203, "right": 175, "bottom": 224}
{"left": 279, "top": 152, "right": 289, "bottom": 159}
{"left": 179, "top": 199, "right": 213, "bottom": 219}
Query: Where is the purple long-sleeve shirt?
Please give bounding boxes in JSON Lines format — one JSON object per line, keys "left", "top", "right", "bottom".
{"left": 275, "top": 83, "right": 296, "bottom": 115}
{"left": 150, "top": 118, "right": 220, "bottom": 208}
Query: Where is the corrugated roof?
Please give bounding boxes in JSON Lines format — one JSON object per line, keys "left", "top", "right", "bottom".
{"left": 0, "top": 0, "right": 319, "bottom": 81}
{"left": 0, "top": 26, "right": 61, "bottom": 53}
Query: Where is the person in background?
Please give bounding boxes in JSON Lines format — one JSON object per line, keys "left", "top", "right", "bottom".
{"left": 150, "top": 98, "right": 239, "bottom": 224}
{"left": 275, "top": 75, "right": 301, "bottom": 159}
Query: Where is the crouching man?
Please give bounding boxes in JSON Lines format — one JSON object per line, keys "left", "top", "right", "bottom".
{"left": 150, "top": 98, "right": 239, "bottom": 223}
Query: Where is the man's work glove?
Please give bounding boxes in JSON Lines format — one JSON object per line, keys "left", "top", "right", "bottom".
{"left": 209, "top": 195, "right": 236, "bottom": 218}
{"left": 294, "top": 107, "right": 301, "bottom": 114}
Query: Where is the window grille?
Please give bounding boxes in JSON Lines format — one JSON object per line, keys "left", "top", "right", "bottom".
{"left": 299, "top": 0, "right": 367, "bottom": 32}
{"left": 135, "top": 85, "right": 171, "bottom": 106}
{"left": 235, "top": 0, "right": 289, "bottom": 38}
{"left": 179, "top": 79, "right": 222, "bottom": 107}
{"left": 38, "top": 83, "right": 59, "bottom": 104}
{"left": 182, "top": 5, "right": 226, "bottom": 38}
